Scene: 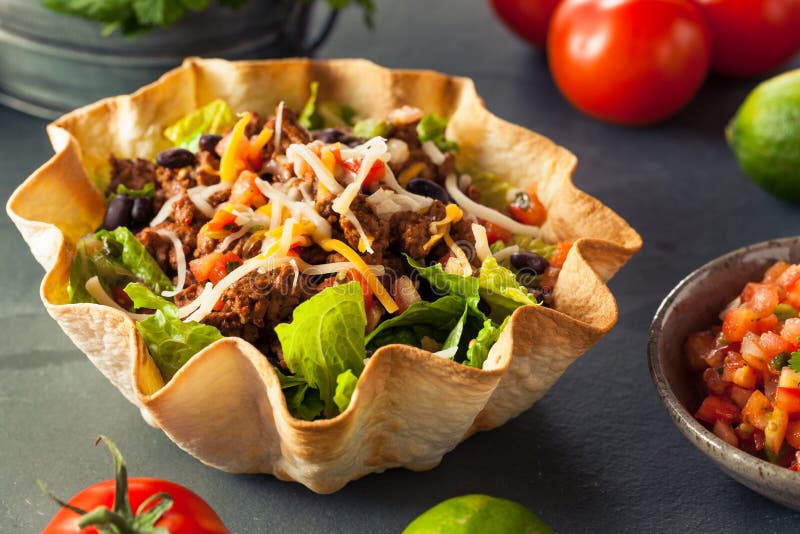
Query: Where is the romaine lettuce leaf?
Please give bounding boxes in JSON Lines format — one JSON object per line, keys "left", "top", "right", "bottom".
{"left": 114, "top": 182, "right": 156, "bottom": 199}
{"left": 275, "top": 282, "right": 366, "bottom": 419}
{"left": 406, "top": 256, "right": 482, "bottom": 315}
{"left": 69, "top": 228, "right": 173, "bottom": 303}
{"left": 318, "top": 102, "right": 356, "bottom": 127}
{"left": 163, "top": 99, "right": 237, "bottom": 151}
{"left": 465, "top": 317, "right": 509, "bottom": 369}
{"left": 366, "top": 294, "right": 467, "bottom": 349}
{"left": 352, "top": 118, "right": 391, "bottom": 139}
{"left": 469, "top": 171, "right": 513, "bottom": 211}
{"left": 416, "top": 113, "right": 458, "bottom": 152}
{"left": 478, "top": 257, "right": 539, "bottom": 321}
{"left": 124, "top": 283, "right": 223, "bottom": 381}
{"left": 333, "top": 369, "right": 359, "bottom": 414}
{"left": 298, "top": 81, "right": 323, "bottom": 131}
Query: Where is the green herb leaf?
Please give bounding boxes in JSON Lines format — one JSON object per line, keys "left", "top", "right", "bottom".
{"left": 163, "top": 99, "right": 237, "bottom": 151}
{"left": 789, "top": 351, "right": 800, "bottom": 373}
{"left": 275, "top": 282, "right": 366, "bottom": 419}
{"left": 115, "top": 182, "right": 156, "bottom": 198}
{"left": 416, "top": 113, "right": 458, "bottom": 153}
{"left": 125, "top": 283, "right": 223, "bottom": 380}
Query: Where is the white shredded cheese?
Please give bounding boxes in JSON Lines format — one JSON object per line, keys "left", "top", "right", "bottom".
{"left": 186, "top": 186, "right": 217, "bottom": 219}
{"left": 493, "top": 245, "right": 520, "bottom": 262}
{"left": 177, "top": 282, "right": 213, "bottom": 318}
{"left": 149, "top": 196, "right": 179, "bottom": 226}
{"left": 300, "top": 262, "right": 386, "bottom": 276}
{"left": 155, "top": 229, "right": 186, "bottom": 297}
{"left": 218, "top": 224, "right": 252, "bottom": 252}
{"left": 445, "top": 174, "right": 539, "bottom": 237}
{"left": 286, "top": 143, "right": 343, "bottom": 193}
{"left": 381, "top": 165, "right": 433, "bottom": 211}
{"left": 274, "top": 101, "right": 284, "bottom": 151}
{"left": 278, "top": 218, "right": 295, "bottom": 256}
{"left": 365, "top": 188, "right": 422, "bottom": 219}
{"left": 345, "top": 213, "right": 374, "bottom": 254}
{"left": 255, "top": 178, "right": 332, "bottom": 240}
{"left": 386, "top": 138, "right": 409, "bottom": 165}
{"left": 472, "top": 223, "right": 492, "bottom": 262}
{"left": 85, "top": 276, "right": 150, "bottom": 321}
{"left": 422, "top": 141, "right": 445, "bottom": 165}
{"left": 433, "top": 346, "right": 458, "bottom": 359}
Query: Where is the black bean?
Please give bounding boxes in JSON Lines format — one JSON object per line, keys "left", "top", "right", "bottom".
{"left": 156, "top": 148, "right": 196, "bottom": 168}
{"left": 103, "top": 195, "right": 133, "bottom": 230}
{"left": 510, "top": 251, "right": 549, "bottom": 275}
{"left": 313, "top": 128, "right": 346, "bottom": 144}
{"left": 199, "top": 134, "right": 222, "bottom": 153}
{"left": 406, "top": 178, "right": 450, "bottom": 204}
{"left": 130, "top": 197, "right": 153, "bottom": 227}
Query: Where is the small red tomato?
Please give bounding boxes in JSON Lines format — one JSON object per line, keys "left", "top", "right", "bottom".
{"left": 508, "top": 190, "right": 547, "bottom": 226}
{"left": 342, "top": 158, "right": 385, "bottom": 188}
{"left": 692, "top": 0, "right": 800, "bottom": 77}
{"left": 548, "top": 0, "right": 712, "bottom": 125}
{"left": 480, "top": 220, "right": 512, "bottom": 244}
{"left": 42, "top": 437, "right": 227, "bottom": 534}
{"left": 488, "top": 0, "right": 562, "bottom": 48}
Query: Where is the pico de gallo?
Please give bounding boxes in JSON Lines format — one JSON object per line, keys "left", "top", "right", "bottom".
{"left": 69, "top": 86, "right": 571, "bottom": 420}
{"left": 687, "top": 260, "right": 800, "bottom": 469}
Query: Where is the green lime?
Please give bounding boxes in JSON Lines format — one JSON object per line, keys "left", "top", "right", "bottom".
{"left": 402, "top": 494, "right": 553, "bottom": 534}
{"left": 727, "top": 69, "right": 800, "bottom": 203}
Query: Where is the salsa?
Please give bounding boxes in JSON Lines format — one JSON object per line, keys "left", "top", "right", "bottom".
{"left": 687, "top": 260, "right": 800, "bottom": 469}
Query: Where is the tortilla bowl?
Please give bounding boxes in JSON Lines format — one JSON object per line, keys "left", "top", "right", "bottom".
{"left": 7, "top": 58, "right": 641, "bottom": 493}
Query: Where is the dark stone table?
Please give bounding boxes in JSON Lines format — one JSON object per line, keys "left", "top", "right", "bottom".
{"left": 2, "top": 1, "right": 799, "bottom": 532}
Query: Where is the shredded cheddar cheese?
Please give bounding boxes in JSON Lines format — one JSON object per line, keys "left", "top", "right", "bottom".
{"left": 220, "top": 113, "right": 252, "bottom": 183}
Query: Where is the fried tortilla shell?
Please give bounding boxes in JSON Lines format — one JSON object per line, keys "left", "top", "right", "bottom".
{"left": 7, "top": 58, "right": 641, "bottom": 493}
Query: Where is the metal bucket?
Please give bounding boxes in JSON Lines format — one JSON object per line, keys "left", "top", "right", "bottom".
{"left": 0, "top": 0, "right": 337, "bottom": 118}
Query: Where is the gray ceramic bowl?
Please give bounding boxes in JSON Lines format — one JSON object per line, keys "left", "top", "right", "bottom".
{"left": 648, "top": 237, "right": 800, "bottom": 510}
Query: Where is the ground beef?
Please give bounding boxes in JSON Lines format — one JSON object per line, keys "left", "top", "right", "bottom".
{"left": 171, "top": 193, "right": 197, "bottom": 227}
{"left": 340, "top": 194, "right": 390, "bottom": 265}
{"left": 136, "top": 222, "right": 198, "bottom": 275}
{"left": 106, "top": 156, "right": 157, "bottom": 196}
{"left": 202, "top": 263, "right": 307, "bottom": 343}
{"left": 298, "top": 245, "right": 328, "bottom": 265}
{"left": 388, "top": 123, "right": 437, "bottom": 181}
{"left": 264, "top": 105, "right": 311, "bottom": 157}
{"left": 389, "top": 200, "right": 447, "bottom": 260}
{"left": 193, "top": 150, "right": 221, "bottom": 186}
{"left": 316, "top": 194, "right": 339, "bottom": 225}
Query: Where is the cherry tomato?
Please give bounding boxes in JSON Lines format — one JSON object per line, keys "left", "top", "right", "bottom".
{"left": 480, "top": 219, "right": 512, "bottom": 244}
{"left": 342, "top": 158, "right": 385, "bottom": 188}
{"left": 692, "top": 0, "right": 800, "bottom": 77}
{"left": 508, "top": 190, "right": 547, "bottom": 226}
{"left": 42, "top": 437, "right": 227, "bottom": 534}
{"left": 488, "top": 0, "right": 562, "bottom": 48}
{"left": 548, "top": 0, "right": 712, "bottom": 125}
{"left": 548, "top": 240, "right": 572, "bottom": 269}
{"left": 347, "top": 268, "right": 376, "bottom": 313}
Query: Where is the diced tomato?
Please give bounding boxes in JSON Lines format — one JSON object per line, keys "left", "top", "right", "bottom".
{"left": 777, "top": 387, "right": 800, "bottom": 414}
{"left": 753, "top": 314, "right": 779, "bottom": 335}
{"left": 786, "top": 286, "right": 800, "bottom": 311}
{"left": 549, "top": 241, "right": 573, "bottom": 269}
{"left": 343, "top": 158, "right": 385, "bottom": 188}
{"left": 766, "top": 406, "right": 789, "bottom": 455}
{"left": 732, "top": 364, "right": 758, "bottom": 389}
{"left": 786, "top": 420, "right": 800, "bottom": 449}
{"left": 742, "top": 283, "right": 780, "bottom": 318}
{"left": 206, "top": 209, "right": 238, "bottom": 234}
{"left": 763, "top": 260, "right": 790, "bottom": 284}
{"left": 713, "top": 420, "right": 739, "bottom": 447}
{"left": 230, "top": 171, "right": 267, "bottom": 208}
{"left": 722, "top": 307, "right": 757, "bottom": 342}
{"left": 508, "top": 190, "right": 547, "bottom": 226}
{"left": 189, "top": 252, "right": 242, "bottom": 284}
{"left": 346, "top": 269, "right": 375, "bottom": 313}
{"left": 777, "top": 265, "right": 800, "bottom": 292}
{"left": 189, "top": 252, "right": 222, "bottom": 283}
{"left": 696, "top": 395, "right": 740, "bottom": 425}
{"left": 759, "top": 331, "right": 791, "bottom": 357}
{"left": 780, "top": 317, "right": 800, "bottom": 347}
{"left": 742, "top": 390, "right": 771, "bottom": 430}
{"left": 480, "top": 220, "right": 512, "bottom": 244}
{"left": 729, "top": 385, "right": 754, "bottom": 409}
{"left": 703, "top": 368, "right": 726, "bottom": 395}
{"left": 741, "top": 331, "right": 768, "bottom": 370}
{"left": 721, "top": 352, "right": 744, "bottom": 383}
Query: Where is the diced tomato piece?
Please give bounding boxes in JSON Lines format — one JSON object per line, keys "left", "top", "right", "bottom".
{"left": 732, "top": 364, "right": 758, "bottom": 389}
{"left": 786, "top": 420, "right": 800, "bottom": 450}
{"left": 759, "top": 331, "right": 792, "bottom": 357}
{"left": 777, "top": 265, "right": 800, "bottom": 292}
{"left": 763, "top": 260, "right": 790, "bottom": 284}
{"left": 753, "top": 314, "right": 779, "bottom": 335}
{"left": 508, "top": 190, "right": 547, "bottom": 226}
{"left": 742, "top": 283, "right": 780, "bottom": 318}
{"left": 696, "top": 395, "right": 740, "bottom": 425}
{"left": 685, "top": 331, "right": 716, "bottom": 371}
{"left": 230, "top": 171, "right": 267, "bottom": 208}
{"left": 780, "top": 318, "right": 800, "bottom": 347}
{"left": 766, "top": 406, "right": 789, "bottom": 455}
{"left": 206, "top": 209, "right": 238, "bottom": 234}
{"left": 208, "top": 252, "right": 243, "bottom": 284}
{"left": 742, "top": 390, "right": 771, "bottom": 430}
{"left": 730, "top": 385, "right": 754, "bottom": 409}
{"left": 343, "top": 158, "right": 385, "bottom": 188}
{"left": 722, "top": 307, "right": 757, "bottom": 342}
{"left": 189, "top": 252, "right": 222, "bottom": 283}
{"left": 480, "top": 220, "right": 512, "bottom": 244}
{"left": 213, "top": 299, "right": 225, "bottom": 312}
{"left": 549, "top": 241, "right": 573, "bottom": 269}
{"left": 786, "top": 286, "right": 800, "bottom": 311}
{"left": 741, "top": 331, "right": 769, "bottom": 370}
{"left": 346, "top": 269, "right": 375, "bottom": 313}
{"left": 713, "top": 420, "right": 739, "bottom": 447}
{"left": 703, "top": 368, "right": 727, "bottom": 395}
{"left": 777, "top": 387, "right": 800, "bottom": 414}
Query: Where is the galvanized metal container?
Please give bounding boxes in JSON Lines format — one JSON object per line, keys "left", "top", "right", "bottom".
{"left": 0, "top": 0, "right": 336, "bottom": 118}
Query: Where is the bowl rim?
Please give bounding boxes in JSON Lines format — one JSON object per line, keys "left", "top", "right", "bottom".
{"left": 648, "top": 236, "right": 800, "bottom": 486}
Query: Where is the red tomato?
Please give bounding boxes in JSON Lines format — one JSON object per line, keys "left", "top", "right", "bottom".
{"left": 696, "top": 394, "right": 741, "bottom": 424}
{"left": 549, "top": 240, "right": 572, "bottom": 269}
{"left": 42, "top": 438, "right": 227, "bottom": 534}
{"left": 230, "top": 171, "right": 267, "bottom": 208}
{"left": 508, "top": 190, "right": 547, "bottom": 226}
{"left": 722, "top": 307, "right": 757, "bottom": 342}
{"left": 189, "top": 252, "right": 222, "bottom": 283}
{"left": 548, "top": 0, "right": 712, "bottom": 125}
{"left": 488, "top": 0, "right": 562, "bottom": 48}
{"left": 692, "top": 0, "right": 800, "bottom": 77}
{"left": 742, "top": 282, "right": 780, "bottom": 318}
{"left": 205, "top": 210, "right": 237, "bottom": 234}
{"left": 776, "top": 387, "right": 800, "bottom": 413}
{"left": 480, "top": 220, "right": 512, "bottom": 244}
{"left": 342, "top": 158, "right": 385, "bottom": 188}
{"left": 209, "top": 253, "right": 244, "bottom": 284}
{"left": 347, "top": 269, "right": 376, "bottom": 313}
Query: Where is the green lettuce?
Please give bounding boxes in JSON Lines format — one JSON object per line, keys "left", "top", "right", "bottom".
{"left": 406, "top": 256, "right": 481, "bottom": 314}
{"left": 470, "top": 171, "right": 513, "bottom": 211}
{"left": 479, "top": 257, "right": 539, "bottom": 321}
{"left": 366, "top": 295, "right": 468, "bottom": 349}
{"left": 416, "top": 113, "right": 458, "bottom": 153}
{"left": 163, "top": 99, "right": 237, "bottom": 151}
{"left": 299, "top": 82, "right": 357, "bottom": 130}
{"left": 69, "top": 228, "right": 173, "bottom": 303}
{"left": 353, "top": 118, "right": 391, "bottom": 139}
{"left": 333, "top": 370, "right": 359, "bottom": 414}
{"left": 124, "top": 283, "right": 223, "bottom": 380}
{"left": 274, "top": 282, "right": 366, "bottom": 419}
{"left": 113, "top": 182, "right": 156, "bottom": 199}
{"left": 465, "top": 317, "right": 509, "bottom": 369}
{"left": 298, "top": 81, "right": 324, "bottom": 131}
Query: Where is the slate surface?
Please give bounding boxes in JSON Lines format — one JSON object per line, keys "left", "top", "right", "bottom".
{"left": 2, "top": 1, "right": 800, "bottom": 532}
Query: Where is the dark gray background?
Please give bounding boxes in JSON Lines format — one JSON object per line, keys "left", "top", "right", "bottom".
{"left": 3, "top": 1, "right": 800, "bottom": 532}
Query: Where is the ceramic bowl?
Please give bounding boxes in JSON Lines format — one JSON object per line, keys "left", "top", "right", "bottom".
{"left": 648, "top": 237, "right": 800, "bottom": 510}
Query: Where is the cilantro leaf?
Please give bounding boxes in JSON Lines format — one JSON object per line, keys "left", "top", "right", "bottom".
{"left": 789, "top": 351, "right": 800, "bottom": 373}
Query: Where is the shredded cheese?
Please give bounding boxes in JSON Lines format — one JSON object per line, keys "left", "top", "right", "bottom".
{"left": 382, "top": 165, "right": 433, "bottom": 212}
{"left": 286, "top": 143, "right": 343, "bottom": 193}
{"left": 319, "top": 238, "right": 398, "bottom": 313}
{"left": 273, "top": 101, "right": 285, "bottom": 151}
{"left": 186, "top": 187, "right": 216, "bottom": 218}
{"left": 255, "top": 178, "right": 332, "bottom": 241}
{"left": 299, "top": 261, "right": 386, "bottom": 277}
{"left": 472, "top": 223, "right": 492, "bottom": 262}
{"left": 423, "top": 203, "right": 463, "bottom": 253}
{"left": 422, "top": 141, "right": 445, "bottom": 165}
{"left": 220, "top": 113, "right": 251, "bottom": 183}
{"left": 149, "top": 195, "right": 179, "bottom": 226}
{"left": 493, "top": 245, "right": 519, "bottom": 262}
{"left": 445, "top": 174, "right": 539, "bottom": 237}
{"left": 433, "top": 346, "right": 458, "bottom": 359}
{"left": 177, "top": 282, "right": 213, "bottom": 318}
{"left": 397, "top": 161, "right": 428, "bottom": 186}
{"left": 155, "top": 228, "right": 186, "bottom": 297}
{"left": 443, "top": 232, "right": 473, "bottom": 277}
{"left": 85, "top": 277, "right": 150, "bottom": 321}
